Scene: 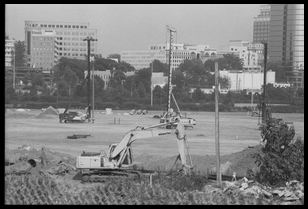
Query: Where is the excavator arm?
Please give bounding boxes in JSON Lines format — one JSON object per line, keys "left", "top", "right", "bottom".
{"left": 109, "top": 122, "right": 193, "bottom": 173}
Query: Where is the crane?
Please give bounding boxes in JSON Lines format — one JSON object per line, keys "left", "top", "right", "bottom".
{"left": 76, "top": 121, "right": 193, "bottom": 182}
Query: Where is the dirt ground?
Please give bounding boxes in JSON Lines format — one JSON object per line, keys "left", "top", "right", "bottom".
{"left": 5, "top": 109, "right": 304, "bottom": 157}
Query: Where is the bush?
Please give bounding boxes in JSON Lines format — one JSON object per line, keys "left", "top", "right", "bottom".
{"left": 253, "top": 118, "right": 304, "bottom": 186}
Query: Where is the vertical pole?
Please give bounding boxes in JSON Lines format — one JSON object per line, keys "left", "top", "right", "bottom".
{"left": 251, "top": 92, "right": 254, "bottom": 112}
{"left": 92, "top": 57, "right": 95, "bottom": 123}
{"left": 13, "top": 47, "right": 16, "bottom": 89}
{"left": 87, "top": 38, "right": 91, "bottom": 121}
{"left": 262, "top": 43, "right": 267, "bottom": 123}
{"left": 151, "top": 62, "right": 153, "bottom": 106}
{"left": 214, "top": 61, "right": 222, "bottom": 188}
{"left": 167, "top": 27, "right": 174, "bottom": 113}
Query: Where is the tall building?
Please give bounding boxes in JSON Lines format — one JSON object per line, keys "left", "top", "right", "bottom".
{"left": 253, "top": 4, "right": 271, "bottom": 44}
{"left": 121, "top": 43, "right": 217, "bottom": 71}
{"left": 268, "top": 4, "right": 304, "bottom": 88}
{"left": 25, "top": 21, "right": 98, "bottom": 70}
{"left": 5, "top": 38, "right": 15, "bottom": 68}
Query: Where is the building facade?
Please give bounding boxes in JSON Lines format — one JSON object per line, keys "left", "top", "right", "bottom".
{"left": 229, "top": 40, "right": 262, "bottom": 71}
{"left": 253, "top": 4, "right": 271, "bottom": 44}
{"left": 25, "top": 21, "right": 98, "bottom": 70}
{"left": 121, "top": 43, "right": 217, "bottom": 71}
{"left": 268, "top": 4, "right": 304, "bottom": 88}
{"left": 219, "top": 69, "right": 275, "bottom": 91}
{"left": 84, "top": 70, "right": 111, "bottom": 89}
{"left": 5, "top": 38, "right": 15, "bottom": 68}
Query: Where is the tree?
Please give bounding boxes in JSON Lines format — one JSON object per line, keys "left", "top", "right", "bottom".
{"left": 107, "top": 53, "right": 121, "bottom": 62}
{"left": 152, "top": 60, "right": 169, "bottom": 76}
{"left": 204, "top": 54, "right": 243, "bottom": 72}
{"left": 14, "top": 41, "right": 26, "bottom": 67}
{"left": 178, "top": 59, "right": 212, "bottom": 88}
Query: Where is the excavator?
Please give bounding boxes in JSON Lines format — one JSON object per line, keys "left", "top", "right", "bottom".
{"left": 76, "top": 121, "right": 193, "bottom": 182}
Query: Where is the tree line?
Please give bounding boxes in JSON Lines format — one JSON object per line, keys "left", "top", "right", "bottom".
{"left": 5, "top": 41, "right": 304, "bottom": 112}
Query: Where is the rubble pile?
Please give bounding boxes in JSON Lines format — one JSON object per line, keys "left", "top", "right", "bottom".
{"left": 205, "top": 178, "right": 304, "bottom": 205}
{"left": 47, "top": 161, "right": 76, "bottom": 176}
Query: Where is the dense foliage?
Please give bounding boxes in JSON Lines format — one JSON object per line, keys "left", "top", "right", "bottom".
{"left": 5, "top": 55, "right": 303, "bottom": 112}
{"left": 253, "top": 118, "right": 304, "bottom": 186}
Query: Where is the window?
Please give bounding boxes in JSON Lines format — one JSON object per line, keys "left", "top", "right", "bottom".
{"left": 60, "top": 25, "right": 63, "bottom": 28}
{"left": 68, "top": 25, "right": 71, "bottom": 28}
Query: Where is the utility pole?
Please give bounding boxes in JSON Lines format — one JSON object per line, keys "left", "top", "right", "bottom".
{"left": 151, "top": 61, "right": 153, "bottom": 106}
{"left": 91, "top": 55, "right": 95, "bottom": 123}
{"left": 166, "top": 25, "right": 176, "bottom": 113}
{"left": 83, "top": 36, "right": 97, "bottom": 122}
{"left": 262, "top": 42, "right": 267, "bottom": 123}
{"left": 12, "top": 46, "right": 16, "bottom": 89}
{"left": 214, "top": 61, "right": 222, "bottom": 188}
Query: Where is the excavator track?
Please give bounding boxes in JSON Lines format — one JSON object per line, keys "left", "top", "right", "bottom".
{"left": 80, "top": 169, "right": 147, "bottom": 183}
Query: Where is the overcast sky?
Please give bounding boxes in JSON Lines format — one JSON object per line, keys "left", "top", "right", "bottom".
{"left": 6, "top": 4, "right": 261, "bottom": 57}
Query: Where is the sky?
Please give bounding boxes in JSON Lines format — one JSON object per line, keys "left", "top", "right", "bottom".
{"left": 6, "top": 4, "right": 261, "bottom": 57}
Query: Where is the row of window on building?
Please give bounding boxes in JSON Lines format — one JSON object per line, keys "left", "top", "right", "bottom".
{"left": 26, "top": 23, "right": 88, "bottom": 29}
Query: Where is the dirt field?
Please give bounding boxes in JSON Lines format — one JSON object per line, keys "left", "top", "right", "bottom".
{"left": 5, "top": 109, "right": 303, "bottom": 174}
{"left": 5, "top": 109, "right": 304, "bottom": 158}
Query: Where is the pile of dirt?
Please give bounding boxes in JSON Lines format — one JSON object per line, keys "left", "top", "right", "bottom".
{"left": 36, "top": 106, "right": 59, "bottom": 118}
{"left": 135, "top": 145, "right": 261, "bottom": 177}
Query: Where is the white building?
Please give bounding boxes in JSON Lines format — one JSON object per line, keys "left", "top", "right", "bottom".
{"left": 151, "top": 72, "right": 168, "bottom": 88}
{"left": 5, "top": 39, "right": 15, "bottom": 68}
{"left": 84, "top": 70, "right": 111, "bottom": 89}
{"left": 229, "top": 40, "right": 263, "bottom": 71}
{"left": 219, "top": 69, "right": 275, "bottom": 91}
{"left": 121, "top": 43, "right": 217, "bottom": 71}
{"left": 151, "top": 43, "right": 217, "bottom": 70}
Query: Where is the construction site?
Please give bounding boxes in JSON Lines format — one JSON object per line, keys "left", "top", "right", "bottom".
{"left": 5, "top": 19, "right": 304, "bottom": 205}
{"left": 5, "top": 107, "right": 304, "bottom": 204}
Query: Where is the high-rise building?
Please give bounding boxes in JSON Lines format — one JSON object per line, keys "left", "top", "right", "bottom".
{"left": 268, "top": 4, "right": 304, "bottom": 88}
{"left": 5, "top": 38, "right": 15, "bottom": 69}
{"left": 25, "top": 21, "right": 98, "bottom": 70}
{"left": 253, "top": 4, "right": 271, "bottom": 44}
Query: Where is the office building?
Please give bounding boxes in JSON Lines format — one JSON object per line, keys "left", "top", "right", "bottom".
{"left": 25, "top": 20, "right": 98, "bottom": 70}
{"left": 121, "top": 43, "right": 217, "bottom": 71}
{"left": 5, "top": 38, "right": 15, "bottom": 68}
{"left": 253, "top": 4, "right": 271, "bottom": 44}
{"left": 268, "top": 4, "right": 304, "bottom": 88}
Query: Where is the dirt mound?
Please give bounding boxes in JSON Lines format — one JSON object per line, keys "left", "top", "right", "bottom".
{"left": 35, "top": 106, "right": 59, "bottom": 118}
{"left": 135, "top": 145, "right": 261, "bottom": 177}
{"left": 42, "top": 106, "right": 59, "bottom": 115}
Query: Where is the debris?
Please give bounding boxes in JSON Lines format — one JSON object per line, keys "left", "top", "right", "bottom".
{"left": 240, "top": 182, "right": 249, "bottom": 190}
{"left": 67, "top": 134, "right": 91, "bottom": 139}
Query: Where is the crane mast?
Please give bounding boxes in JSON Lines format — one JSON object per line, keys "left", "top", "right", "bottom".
{"left": 166, "top": 25, "right": 176, "bottom": 113}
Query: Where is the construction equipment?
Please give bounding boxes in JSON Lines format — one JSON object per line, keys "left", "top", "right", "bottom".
{"left": 160, "top": 93, "right": 196, "bottom": 129}
{"left": 59, "top": 107, "right": 89, "bottom": 123}
{"left": 159, "top": 25, "right": 196, "bottom": 129}
{"left": 76, "top": 121, "right": 193, "bottom": 182}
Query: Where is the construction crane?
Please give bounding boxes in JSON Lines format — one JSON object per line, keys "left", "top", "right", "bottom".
{"left": 159, "top": 25, "right": 196, "bottom": 129}
{"left": 76, "top": 121, "right": 193, "bottom": 182}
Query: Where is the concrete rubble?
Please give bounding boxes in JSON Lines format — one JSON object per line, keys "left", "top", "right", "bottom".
{"left": 220, "top": 177, "right": 304, "bottom": 204}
